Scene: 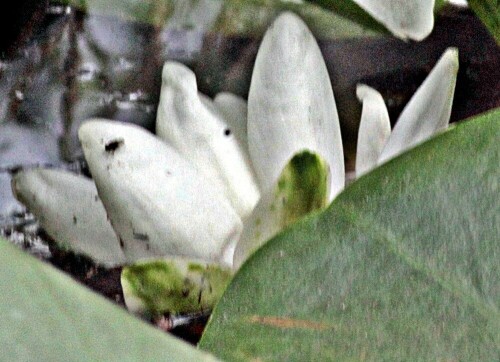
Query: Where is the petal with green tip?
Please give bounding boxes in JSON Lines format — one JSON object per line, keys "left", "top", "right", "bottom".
{"left": 79, "top": 119, "right": 242, "bottom": 264}
{"left": 233, "top": 151, "right": 329, "bottom": 269}
{"left": 247, "top": 12, "right": 344, "bottom": 201}
{"left": 355, "top": 84, "right": 391, "bottom": 177}
{"left": 379, "top": 48, "right": 459, "bottom": 163}
{"left": 156, "top": 62, "right": 259, "bottom": 219}
{"left": 121, "top": 258, "right": 232, "bottom": 317}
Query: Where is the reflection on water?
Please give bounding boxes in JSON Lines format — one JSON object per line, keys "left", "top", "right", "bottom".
{"left": 0, "top": 2, "right": 222, "bottom": 220}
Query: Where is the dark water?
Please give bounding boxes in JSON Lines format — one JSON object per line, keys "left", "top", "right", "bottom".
{"left": 0, "top": 3, "right": 498, "bottom": 227}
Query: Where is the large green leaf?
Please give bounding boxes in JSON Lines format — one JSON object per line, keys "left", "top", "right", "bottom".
{"left": 199, "top": 108, "right": 500, "bottom": 360}
{"left": 0, "top": 239, "right": 218, "bottom": 361}
{"left": 468, "top": 0, "right": 500, "bottom": 44}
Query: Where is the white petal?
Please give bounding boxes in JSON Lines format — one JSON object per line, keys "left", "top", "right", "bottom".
{"left": 156, "top": 62, "right": 260, "bottom": 219}
{"left": 352, "top": 0, "right": 435, "bottom": 41}
{"left": 121, "top": 258, "right": 231, "bottom": 316}
{"left": 11, "top": 168, "right": 126, "bottom": 266}
{"left": 233, "top": 151, "right": 329, "bottom": 269}
{"left": 213, "top": 92, "right": 248, "bottom": 151}
{"left": 355, "top": 84, "right": 391, "bottom": 176}
{"left": 247, "top": 12, "right": 344, "bottom": 201}
{"left": 79, "top": 119, "right": 243, "bottom": 265}
{"left": 379, "top": 48, "right": 459, "bottom": 163}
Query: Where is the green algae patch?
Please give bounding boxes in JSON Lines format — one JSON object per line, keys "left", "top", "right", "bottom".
{"left": 121, "top": 259, "right": 232, "bottom": 317}
{"left": 277, "top": 150, "right": 329, "bottom": 226}
{"left": 233, "top": 150, "right": 330, "bottom": 268}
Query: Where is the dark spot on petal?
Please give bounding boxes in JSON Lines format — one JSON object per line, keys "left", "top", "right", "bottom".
{"left": 133, "top": 232, "right": 149, "bottom": 241}
{"left": 119, "top": 237, "right": 125, "bottom": 249}
{"left": 223, "top": 128, "right": 231, "bottom": 136}
{"left": 94, "top": 195, "right": 99, "bottom": 202}
{"left": 105, "top": 138, "right": 124, "bottom": 153}
{"left": 73, "top": 216, "right": 77, "bottom": 225}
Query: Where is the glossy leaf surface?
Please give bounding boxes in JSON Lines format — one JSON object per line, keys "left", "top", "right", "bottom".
{"left": 0, "top": 238, "right": 218, "bottom": 361}
{"left": 200, "top": 109, "right": 500, "bottom": 361}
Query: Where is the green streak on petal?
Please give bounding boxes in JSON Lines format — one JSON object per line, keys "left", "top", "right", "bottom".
{"left": 234, "top": 150, "right": 330, "bottom": 269}
{"left": 277, "top": 151, "right": 329, "bottom": 226}
{"left": 121, "top": 260, "right": 232, "bottom": 317}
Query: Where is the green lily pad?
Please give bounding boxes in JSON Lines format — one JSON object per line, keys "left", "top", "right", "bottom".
{"left": 468, "top": 0, "right": 500, "bottom": 44}
{"left": 0, "top": 239, "right": 218, "bottom": 361}
{"left": 199, "top": 108, "right": 500, "bottom": 360}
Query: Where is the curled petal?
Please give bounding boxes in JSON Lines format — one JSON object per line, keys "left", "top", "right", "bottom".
{"left": 248, "top": 12, "right": 344, "bottom": 201}
{"left": 79, "top": 119, "right": 242, "bottom": 265}
{"left": 156, "top": 62, "right": 260, "bottom": 219}
{"left": 11, "top": 168, "right": 126, "bottom": 266}
{"left": 352, "top": 0, "right": 435, "bottom": 41}
{"left": 233, "top": 151, "right": 329, "bottom": 269}
{"left": 355, "top": 84, "right": 391, "bottom": 176}
{"left": 121, "top": 258, "right": 232, "bottom": 317}
{"left": 379, "top": 48, "right": 459, "bottom": 163}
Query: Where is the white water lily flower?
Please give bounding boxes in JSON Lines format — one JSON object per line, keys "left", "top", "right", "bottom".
{"left": 13, "top": 12, "right": 338, "bottom": 274}
{"left": 356, "top": 47, "right": 459, "bottom": 175}
{"left": 81, "top": 12, "right": 340, "bottom": 271}
{"left": 352, "top": 0, "right": 435, "bottom": 41}
{"left": 11, "top": 12, "right": 461, "bottom": 317}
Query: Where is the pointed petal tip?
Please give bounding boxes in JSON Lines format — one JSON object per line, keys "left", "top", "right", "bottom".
{"left": 78, "top": 118, "right": 146, "bottom": 143}
{"left": 355, "top": 84, "right": 391, "bottom": 176}
{"left": 214, "top": 92, "right": 246, "bottom": 105}
{"left": 78, "top": 118, "right": 114, "bottom": 143}
{"left": 265, "top": 11, "right": 311, "bottom": 54}
{"left": 378, "top": 47, "right": 459, "bottom": 164}
{"left": 11, "top": 168, "right": 52, "bottom": 204}
{"left": 441, "top": 47, "right": 459, "bottom": 72}
{"left": 356, "top": 84, "right": 380, "bottom": 101}
{"left": 272, "top": 11, "right": 304, "bottom": 26}
{"left": 161, "top": 61, "right": 197, "bottom": 92}
{"left": 11, "top": 170, "right": 31, "bottom": 203}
